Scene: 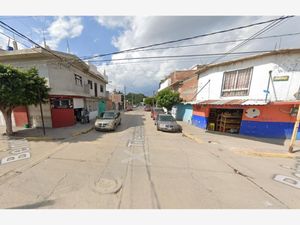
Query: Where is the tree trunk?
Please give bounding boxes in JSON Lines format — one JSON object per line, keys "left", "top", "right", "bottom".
{"left": 1, "top": 108, "right": 13, "bottom": 136}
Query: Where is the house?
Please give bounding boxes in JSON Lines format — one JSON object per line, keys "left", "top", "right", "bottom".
{"left": 0, "top": 47, "right": 108, "bottom": 128}
{"left": 192, "top": 48, "right": 300, "bottom": 139}
{"left": 159, "top": 66, "right": 200, "bottom": 123}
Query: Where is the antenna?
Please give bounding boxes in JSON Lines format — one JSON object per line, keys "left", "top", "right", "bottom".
{"left": 42, "top": 29, "right": 46, "bottom": 48}
{"left": 66, "top": 39, "right": 70, "bottom": 53}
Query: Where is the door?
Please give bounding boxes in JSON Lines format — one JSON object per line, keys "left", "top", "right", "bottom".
{"left": 98, "top": 100, "right": 106, "bottom": 116}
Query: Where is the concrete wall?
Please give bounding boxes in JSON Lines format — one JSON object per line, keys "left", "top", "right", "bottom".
{"left": 47, "top": 63, "right": 106, "bottom": 98}
{"left": 158, "top": 78, "right": 171, "bottom": 91}
{"left": 27, "top": 101, "right": 52, "bottom": 128}
{"left": 0, "top": 111, "right": 16, "bottom": 127}
{"left": 196, "top": 53, "right": 300, "bottom": 101}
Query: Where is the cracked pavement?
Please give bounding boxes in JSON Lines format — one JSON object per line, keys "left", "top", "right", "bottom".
{"left": 0, "top": 109, "right": 300, "bottom": 208}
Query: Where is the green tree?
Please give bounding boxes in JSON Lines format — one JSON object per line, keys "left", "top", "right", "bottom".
{"left": 126, "top": 92, "right": 146, "bottom": 105}
{"left": 0, "top": 64, "right": 50, "bottom": 135}
{"left": 156, "top": 88, "right": 182, "bottom": 111}
{"left": 144, "top": 97, "right": 156, "bottom": 106}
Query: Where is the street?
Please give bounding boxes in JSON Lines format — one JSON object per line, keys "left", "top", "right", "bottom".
{"left": 0, "top": 108, "right": 300, "bottom": 209}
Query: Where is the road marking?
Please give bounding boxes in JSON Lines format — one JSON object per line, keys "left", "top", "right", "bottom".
{"left": 1, "top": 152, "right": 31, "bottom": 165}
{"left": 273, "top": 174, "right": 300, "bottom": 189}
{"left": 0, "top": 138, "right": 31, "bottom": 165}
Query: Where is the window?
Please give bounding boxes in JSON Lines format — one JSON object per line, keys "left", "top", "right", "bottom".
{"left": 221, "top": 67, "right": 253, "bottom": 97}
{"left": 50, "top": 98, "right": 73, "bottom": 109}
{"left": 100, "top": 84, "right": 104, "bottom": 93}
{"left": 88, "top": 80, "right": 93, "bottom": 89}
{"left": 74, "top": 74, "right": 83, "bottom": 86}
{"left": 94, "top": 83, "right": 98, "bottom": 97}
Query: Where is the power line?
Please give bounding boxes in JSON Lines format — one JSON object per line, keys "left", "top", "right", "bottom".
{"left": 209, "top": 16, "right": 289, "bottom": 65}
{"left": 79, "top": 31, "right": 300, "bottom": 58}
{"left": 81, "top": 16, "right": 294, "bottom": 61}
{"left": 87, "top": 50, "right": 274, "bottom": 63}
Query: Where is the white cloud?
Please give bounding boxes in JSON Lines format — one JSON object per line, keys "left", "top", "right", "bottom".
{"left": 95, "top": 16, "right": 132, "bottom": 29}
{"left": 95, "top": 16, "right": 300, "bottom": 96}
{"left": 46, "top": 16, "right": 83, "bottom": 49}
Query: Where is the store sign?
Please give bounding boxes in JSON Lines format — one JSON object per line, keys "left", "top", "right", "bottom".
{"left": 273, "top": 76, "right": 289, "bottom": 81}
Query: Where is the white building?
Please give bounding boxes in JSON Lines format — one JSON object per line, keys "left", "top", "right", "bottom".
{"left": 192, "top": 49, "right": 300, "bottom": 139}
{"left": 0, "top": 47, "right": 108, "bottom": 128}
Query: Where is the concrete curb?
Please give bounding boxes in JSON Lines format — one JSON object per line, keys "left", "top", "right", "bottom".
{"left": 182, "top": 130, "right": 297, "bottom": 159}
{"left": 233, "top": 150, "right": 296, "bottom": 159}
{"left": 71, "top": 126, "right": 94, "bottom": 137}
{"left": 182, "top": 131, "right": 204, "bottom": 144}
{"left": 25, "top": 136, "right": 62, "bottom": 141}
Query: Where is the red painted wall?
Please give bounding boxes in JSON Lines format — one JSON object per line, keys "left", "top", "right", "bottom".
{"left": 13, "top": 106, "right": 29, "bottom": 127}
{"left": 51, "top": 108, "right": 75, "bottom": 128}
{"left": 242, "top": 104, "right": 296, "bottom": 123}
{"left": 193, "top": 104, "right": 210, "bottom": 117}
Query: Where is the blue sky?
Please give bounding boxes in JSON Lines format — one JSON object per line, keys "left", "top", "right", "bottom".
{"left": 1, "top": 16, "right": 300, "bottom": 96}
{"left": 0, "top": 16, "right": 119, "bottom": 60}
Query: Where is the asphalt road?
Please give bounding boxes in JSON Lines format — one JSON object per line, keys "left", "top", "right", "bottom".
{"left": 0, "top": 109, "right": 299, "bottom": 209}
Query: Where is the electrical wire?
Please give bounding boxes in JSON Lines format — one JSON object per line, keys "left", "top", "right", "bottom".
{"left": 81, "top": 16, "right": 294, "bottom": 61}
{"left": 209, "top": 16, "right": 289, "bottom": 65}
{"left": 79, "top": 31, "right": 300, "bottom": 58}
{"left": 87, "top": 50, "right": 274, "bottom": 63}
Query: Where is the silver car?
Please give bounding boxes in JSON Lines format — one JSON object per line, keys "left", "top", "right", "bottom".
{"left": 156, "top": 114, "right": 182, "bottom": 132}
{"left": 95, "top": 111, "right": 121, "bottom": 131}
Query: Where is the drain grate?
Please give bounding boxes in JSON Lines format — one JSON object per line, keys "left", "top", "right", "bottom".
{"left": 93, "top": 177, "right": 122, "bottom": 194}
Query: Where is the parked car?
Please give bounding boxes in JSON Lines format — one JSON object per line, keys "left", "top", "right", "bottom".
{"left": 144, "top": 105, "right": 151, "bottom": 111}
{"left": 95, "top": 111, "right": 121, "bottom": 131}
{"left": 126, "top": 105, "right": 133, "bottom": 111}
{"left": 156, "top": 114, "right": 182, "bottom": 132}
{"left": 152, "top": 107, "right": 165, "bottom": 121}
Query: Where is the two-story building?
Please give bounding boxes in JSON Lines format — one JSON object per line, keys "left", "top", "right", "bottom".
{"left": 0, "top": 47, "right": 108, "bottom": 128}
{"left": 192, "top": 48, "right": 300, "bottom": 139}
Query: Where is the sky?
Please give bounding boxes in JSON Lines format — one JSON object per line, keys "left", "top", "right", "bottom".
{"left": 1, "top": 16, "right": 300, "bottom": 96}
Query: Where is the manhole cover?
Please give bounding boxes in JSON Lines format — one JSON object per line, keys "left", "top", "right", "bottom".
{"left": 93, "top": 177, "right": 122, "bottom": 194}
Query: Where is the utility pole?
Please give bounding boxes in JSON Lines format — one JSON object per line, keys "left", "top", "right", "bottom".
{"left": 289, "top": 104, "right": 300, "bottom": 153}
{"left": 124, "top": 86, "right": 126, "bottom": 111}
{"left": 152, "top": 90, "right": 155, "bottom": 108}
{"left": 38, "top": 88, "right": 46, "bottom": 136}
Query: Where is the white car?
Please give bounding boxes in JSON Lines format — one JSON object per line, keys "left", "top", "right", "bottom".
{"left": 95, "top": 111, "right": 121, "bottom": 131}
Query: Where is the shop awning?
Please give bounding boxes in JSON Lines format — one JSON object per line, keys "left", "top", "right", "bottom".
{"left": 192, "top": 99, "right": 269, "bottom": 106}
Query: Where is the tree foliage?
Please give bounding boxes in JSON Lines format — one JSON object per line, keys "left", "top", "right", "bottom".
{"left": 0, "top": 64, "right": 50, "bottom": 135}
{"left": 125, "top": 92, "right": 147, "bottom": 105}
{"left": 144, "top": 97, "right": 155, "bottom": 106}
{"left": 156, "top": 88, "right": 182, "bottom": 111}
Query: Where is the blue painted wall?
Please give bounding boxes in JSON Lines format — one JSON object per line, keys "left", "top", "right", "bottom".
{"left": 240, "top": 120, "right": 300, "bottom": 139}
{"left": 192, "top": 114, "right": 208, "bottom": 129}
{"left": 183, "top": 104, "right": 193, "bottom": 124}
{"left": 172, "top": 104, "right": 184, "bottom": 121}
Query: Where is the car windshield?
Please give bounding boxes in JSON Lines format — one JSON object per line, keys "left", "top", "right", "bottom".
{"left": 102, "top": 112, "right": 115, "bottom": 119}
{"left": 159, "top": 115, "right": 175, "bottom": 121}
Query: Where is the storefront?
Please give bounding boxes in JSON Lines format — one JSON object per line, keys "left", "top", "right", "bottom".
{"left": 192, "top": 100, "right": 300, "bottom": 139}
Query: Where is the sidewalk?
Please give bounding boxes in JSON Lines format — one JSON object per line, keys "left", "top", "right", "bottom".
{"left": 0, "top": 120, "right": 95, "bottom": 141}
{"left": 178, "top": 121, "right": 300, "bottom": 158}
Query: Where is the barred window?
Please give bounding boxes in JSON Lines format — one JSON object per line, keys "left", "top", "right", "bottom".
{"left": 74, "top": 74, "right": 83, "bottom": 87}
{"left": 221, "top": 67, "right": 253, "bottom": 97}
